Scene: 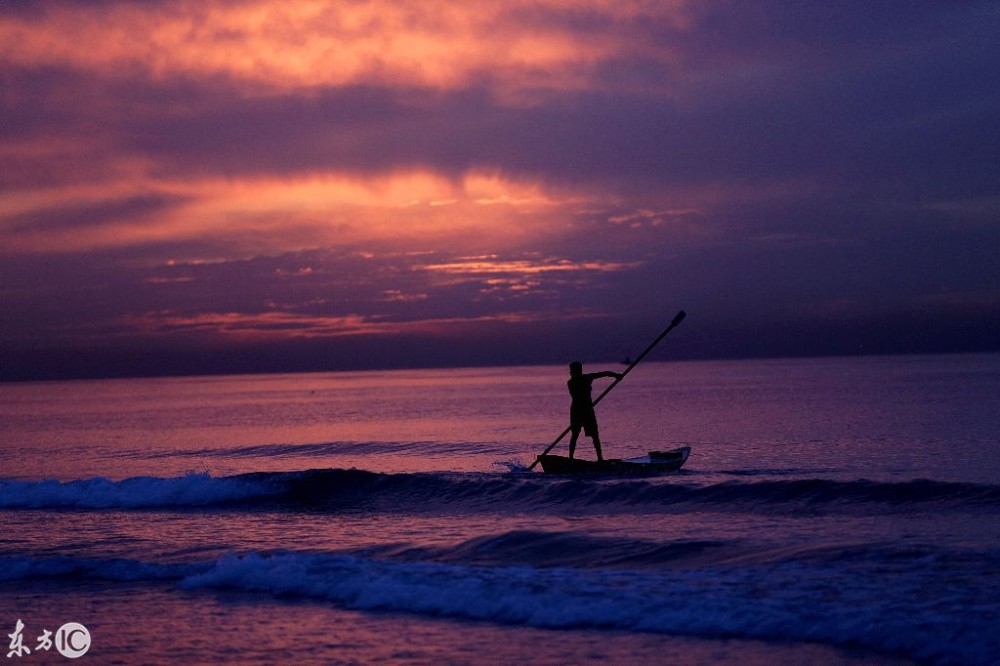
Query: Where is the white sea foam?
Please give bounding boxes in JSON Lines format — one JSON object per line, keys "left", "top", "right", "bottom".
{"left": 1, "top": 540, "right": 996, "bottom": 665}
{"left": 175, "top": 551, "right": 996, "bottom": 665}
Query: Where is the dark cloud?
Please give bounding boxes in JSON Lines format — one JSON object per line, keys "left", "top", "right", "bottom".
{"left": 3, "top": 194, "right": 997, "bottom": 382}
{"left": 6, "top": 0, "right": 997, "bottom": 197}
{"left": 6, "top": 193, "right": 189, "bottom": 235}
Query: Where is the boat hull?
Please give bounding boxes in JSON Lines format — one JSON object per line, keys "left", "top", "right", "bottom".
{"left": 538, "top": 446, "right": 690, "bottom": 475}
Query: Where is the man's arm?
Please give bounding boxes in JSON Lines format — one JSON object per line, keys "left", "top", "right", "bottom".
{"left": 588, "top": 371, "right": 623, "bottom": 381}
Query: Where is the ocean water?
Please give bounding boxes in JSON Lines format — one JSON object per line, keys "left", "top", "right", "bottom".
{"left": 1, "top": 355, "right": 998, "bottom": 665}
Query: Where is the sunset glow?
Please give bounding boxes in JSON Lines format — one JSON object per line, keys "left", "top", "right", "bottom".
{"left": 2, "top": 0, "right": 998, "bottom": 379}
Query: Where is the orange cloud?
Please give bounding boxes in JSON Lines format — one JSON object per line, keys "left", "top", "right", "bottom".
{"left": 119, "top": 307, "right": 594, "bottom": 342}
{"left": 0, "top": 168, "right": 593, "bottom": 256}
{"left": 121, "top": 310, "right": 388, "bottom": 339}
{"left": 419, "top": 257, "right": 638, "bottom": 275}
{"left": 0, "top": 1, "right": 694, "bottom": 97}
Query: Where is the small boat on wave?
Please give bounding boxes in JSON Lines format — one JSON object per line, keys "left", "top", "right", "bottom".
{"left": 537, "top": 446, "right": 690, "bottom": 475}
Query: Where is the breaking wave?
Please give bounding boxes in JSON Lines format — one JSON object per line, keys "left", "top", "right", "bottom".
{"left": 1, "top": 469, "right": 998, "bottom": 512}
{"left": 1, "top": 545, "right": 995, "bottom": 665}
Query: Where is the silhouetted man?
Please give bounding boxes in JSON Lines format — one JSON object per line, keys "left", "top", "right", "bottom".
{"left": 567, "top": 361, "right": 622, "bottom": 461}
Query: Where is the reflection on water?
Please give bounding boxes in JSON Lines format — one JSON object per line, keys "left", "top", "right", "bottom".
{"left": 2, "top": 355, "right": 998, "bottom": 482}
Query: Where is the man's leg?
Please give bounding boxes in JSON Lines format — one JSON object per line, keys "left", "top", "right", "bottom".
{"left": 592, "top": 433, "right": 603, "bottom": 462}
{"left": 569, "top": 426, "right": 580, "bottom": 458}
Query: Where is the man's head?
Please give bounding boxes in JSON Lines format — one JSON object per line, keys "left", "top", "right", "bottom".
{"left": 569, "top": 361, "right": 583, "bottom": 376}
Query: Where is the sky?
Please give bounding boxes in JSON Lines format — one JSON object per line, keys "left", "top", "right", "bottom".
{"left": 1, "top": 1, "right": 998, "bottom": 381}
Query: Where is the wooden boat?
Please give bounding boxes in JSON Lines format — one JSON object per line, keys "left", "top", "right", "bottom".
{"left": 537, "top": 446, "right": 690, "bottom": 475}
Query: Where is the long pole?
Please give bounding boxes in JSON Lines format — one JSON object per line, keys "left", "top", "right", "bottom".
{"left": 526, "top": 310, "right": 686, "bottom": 471}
